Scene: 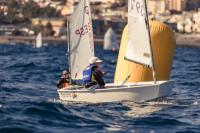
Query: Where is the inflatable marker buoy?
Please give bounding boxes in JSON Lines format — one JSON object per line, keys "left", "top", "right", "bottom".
{"left": 114, "top": 20, "right": 176, "bottom": 83}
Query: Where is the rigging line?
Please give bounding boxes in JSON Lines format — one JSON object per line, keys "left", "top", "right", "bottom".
{"left": 144, "top": 0, "right": 157, "bottom": 84}
{"left": 140, "top": 64, "right": 143, "bottom": 82}
{"left": 127, "top": 61, "right": 134, "bottom": 82}
{"left": 127, "top": 61, "right": 131, "bottom": 79}
{"left": 119, "top": 61, "right": 131, "bottom": 86}
{"left": 67, "top": 20, "right": 72, "bottom": 84}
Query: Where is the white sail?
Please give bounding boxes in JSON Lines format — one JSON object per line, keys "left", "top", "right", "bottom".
{"left": 125, "top": 0, "right": 152, "bottom": 67}
{"left": 104, "top": 28, "right": 119, "bottom": 50}
{"left": 69, "top": 0, "right": 94, "bottom": 79}
{"left": 36, "top": 32, "right": 42, "bottom": 48}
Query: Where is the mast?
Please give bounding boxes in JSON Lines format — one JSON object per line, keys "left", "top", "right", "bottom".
{"left": 144, "top": 0, "right": 157, "bottom": 84}
{"left": 67, "top": 20, "right": 72, "bottom": 84}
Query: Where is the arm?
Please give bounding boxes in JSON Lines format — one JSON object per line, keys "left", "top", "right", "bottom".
{"left": 57, "top": 78, "right": 64, "bottom": 88}
{"left": 93, "top": 68, "right": 105, "bottom": 87}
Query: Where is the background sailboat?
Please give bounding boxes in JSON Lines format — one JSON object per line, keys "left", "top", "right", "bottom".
{"left": 35, "top": 32, "right": 42, "bottom": 48}
{"left": 104, "top": 27, "right": 119, "bottom": 51}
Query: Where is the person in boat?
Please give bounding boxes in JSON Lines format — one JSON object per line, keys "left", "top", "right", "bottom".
{"left": 57, "top": 70, "right": 71, "bottom": 89}
{"left": 83, "top": 57, "right": 106, "bottom": 89}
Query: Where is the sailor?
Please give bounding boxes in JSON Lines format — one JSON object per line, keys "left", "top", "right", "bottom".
{"left": 83, "top": 57, "right": 106, "bottom": 89}
{"left": 57, "top": 70, "right": 70, "bottom": 89}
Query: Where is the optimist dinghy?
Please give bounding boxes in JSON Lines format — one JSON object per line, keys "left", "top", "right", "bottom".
{"left": 57, "top": 0, "right": 174, "bottom": 103}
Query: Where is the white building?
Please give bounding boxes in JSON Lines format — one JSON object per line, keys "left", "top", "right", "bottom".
{"left": 148, "top": 0, "right": 166, "bottom": 14}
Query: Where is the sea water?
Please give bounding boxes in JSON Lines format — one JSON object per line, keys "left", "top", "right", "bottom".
{"left": 0, "top": 44, "right": 200, "bottom": 133}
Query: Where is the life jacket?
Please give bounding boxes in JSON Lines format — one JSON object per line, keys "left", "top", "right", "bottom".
{"left": 83, "top": 65, "right": 96, "bottom": 84}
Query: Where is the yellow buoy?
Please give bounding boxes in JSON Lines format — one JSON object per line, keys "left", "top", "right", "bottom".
{"left": 114, "top": 20, "right": 176, "bottom": 83}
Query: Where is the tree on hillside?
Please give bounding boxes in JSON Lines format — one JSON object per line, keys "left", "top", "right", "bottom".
{"left": 4, "top": 8, "right": 16, "bottom": 24}
{"left": 7, "top": 0, "right": 20, "bottom": 9}
{"left": 43, "top": 22, "right": 55, "bottom": 36}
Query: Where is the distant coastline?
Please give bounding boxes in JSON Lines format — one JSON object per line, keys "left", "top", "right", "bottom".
{"left": 0, "top": 35, "right": 104, "bottom": 45}
{"left": 176, "top": 33, "right": 200, "bottom": 47}
{"left": 0, "top": 34, "right": 200, "bottom": 47}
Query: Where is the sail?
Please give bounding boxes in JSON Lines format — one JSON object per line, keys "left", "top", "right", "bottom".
{"left": 104, "top": 28, "right": 119, "bottom": 51}
{"left": 36, "top": 32, "right": 42, "bottom": 48}
{"left": 125, "top": 0, "right": 152, "bottom": 67}
{"left": 69, "top": 0, "right": 94, "bottom": 79}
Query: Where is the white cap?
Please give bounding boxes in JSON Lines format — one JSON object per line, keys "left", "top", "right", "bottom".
{"left": 62, "top": 70, "right": 69, "bottom": 75}
{"left": 89, "top": 57, "right": 103, "bottom": 64}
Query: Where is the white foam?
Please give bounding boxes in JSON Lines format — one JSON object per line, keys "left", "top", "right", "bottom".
{"left": 106, "top": 124, "right": 122, "bottom": 132}
{"left": 147, "top": 101, "right": 174, "bottom": 106}
{"left": 122, "top": 101, "right": 162, "bottom": 118}
{"left": 192, "top": 101, "right": 198, "bottom": 105}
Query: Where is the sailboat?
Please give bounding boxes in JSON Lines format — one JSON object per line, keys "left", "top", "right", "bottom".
{"left": 57, "top": 0, "right": 174, "bottom": 103}
{"left": 104, "top": 27, "right": 119, "bottom": 51}
{"left": 35, "top": 32, "right": 42, "bottom": 48}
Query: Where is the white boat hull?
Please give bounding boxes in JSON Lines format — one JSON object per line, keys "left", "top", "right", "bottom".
{"left": 57, "top": 81, "right": 174, "bottom": 103}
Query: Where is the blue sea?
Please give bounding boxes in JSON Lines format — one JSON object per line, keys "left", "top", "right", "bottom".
{"left": 0, "top": 44, "right": 200, "bottom": 133}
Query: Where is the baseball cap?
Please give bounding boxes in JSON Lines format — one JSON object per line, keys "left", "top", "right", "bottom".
{"left": 89, "top": 57, "right": 103, "bottom": 64}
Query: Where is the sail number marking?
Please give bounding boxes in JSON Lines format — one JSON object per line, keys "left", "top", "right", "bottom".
{"left": 85, "top": 6, "right": 89, "bottom": 15}
{"left": 130, "top": 0, "right": 145, "bottom": 16}
{"left": 63, "top": 92, "right": 77, "bottom": 99}
{"left": 75, "top": 22, "right": 92, "bottom": 37}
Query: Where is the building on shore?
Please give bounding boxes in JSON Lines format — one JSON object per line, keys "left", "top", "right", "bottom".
{"left": 173, "top": 10, "right": 200, "bottom": 33}
{"left": 148, "top": 0, "right": 166, "bottom": 14}
{"left": 31, "top": 18, "right": 65, "bottom": 37}
{"left": 147, "top": 0, "right": 200, "bottom": 14}
{"left": 0, "top": 25, "right": 16, "bottom": 35}
{"left": 166, "top": 0, "right": 187, "bottom": 12}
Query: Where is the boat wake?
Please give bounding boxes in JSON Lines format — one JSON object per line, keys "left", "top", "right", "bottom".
{"left": 146, "top": 97, "right": 175, "bottom": 106}
{"left": 122, "top": 98, "right": 175, "bottom": 118}
{"left": 192, "top": 101, "right": 198, "bottom": 105}
{"left": 122, "top": 101, "right": 162, "bottom": 118}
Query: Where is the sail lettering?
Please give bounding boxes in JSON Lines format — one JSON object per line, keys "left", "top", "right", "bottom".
{"left": 130, "top": 0, "right": 145, "bottom": 17}
{"left": 130, "top": 0, "right": 136, "bottom": 10}
{"left": 75, "top": 22, "right": 92, "bottom": 37}
{"left": 85, "top": 6, "right": 89, "bottom": 15}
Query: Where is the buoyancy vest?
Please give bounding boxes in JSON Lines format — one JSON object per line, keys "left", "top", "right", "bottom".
{"left": 83, "top": 65, "right": 96, "bottom": 84}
